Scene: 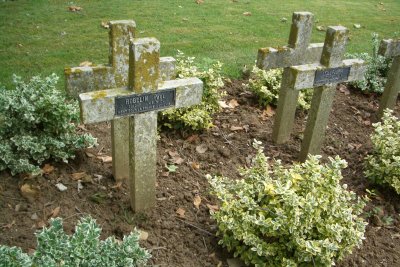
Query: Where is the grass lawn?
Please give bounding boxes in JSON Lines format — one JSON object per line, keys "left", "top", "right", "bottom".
{"left": 0, "top": 0, "right": 399, "bottom": 86}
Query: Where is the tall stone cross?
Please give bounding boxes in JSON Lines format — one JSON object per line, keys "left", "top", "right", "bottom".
{"left": 256, "top": 12, "right": 324, "bottom": 144}
{"left": 274, "top": 26, "right": 366, "bottom": 161}
{"left": 79, "top": 38, "right": 203, "bottom": 211}
{"left": 65, "top": 20, "right": 176, "bottom": 181}
{"left": 377, "top": 39, "right": 400, "bottom": 119}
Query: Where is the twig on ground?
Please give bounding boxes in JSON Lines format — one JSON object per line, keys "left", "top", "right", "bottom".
{"left": 175, "top": 217, "right": 214, "bottom": 236}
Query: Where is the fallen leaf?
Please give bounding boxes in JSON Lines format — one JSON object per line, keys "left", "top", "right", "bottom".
{"left": 68, "top": 6, "right": 82, "bottom": 12}
{"left": 111, "top": 182, "right": 123, "bottom": 189}
{"left": 206, "top": 204, "right": 219, "bottom": 212}
{"left": 171, "top": 156, "right": 184, "bottom": 165}
{"left": 353, "top": 24, "right": 362, "bottom": 29}
{"left": 338, "top": 84, "right": 350, "bottom": 95}
{"left": 77, "top": 180, "right": 84, "bottom": 192}
{"left": 101, "top": 21, "right": 109, "bottom": 29}
{"left": 186, "top": 134, "right": 199, "bottom": 143}
{"left": 191, "top": 162, "right": 200, "bottom": 170}
{"left": 85, "top": 151, "right": 95, "bottom": 158}
{"left": 79, "top": 61, "right": 92, "bottom": 67}
{"left": 195, "top": 0, "right": 204, "bottom": 4}
{"left": 230, "top": 125, "right": 243, "bottom": 131}
{"left": 243, "top": 12, "right": 252, "bottom": 16}
{"left": 55, "top": 183, "right": 68, "bottom": 192}
{"left": 20, "top": 184, "right": 39, "bottom": 203}
{"left": 280, "top": 17, "right": 287, "bottom": 23}
{"left": 161, "top": 172, "right": 169, "bottom": 177}
{"left": 98, "top": 155, "right": 112, "bottom": 163}
{"left": 228, "top": 99, "right": 239, "bottom": 108}
{"left": 176, "top": 207, "right": 186, "bottom": 218}
{"left": 196, "top": 144, "right": 208, "bottom": 154}
{"left": 31, "top": 213, "right": 39, "bottom": 221}
{"left": 71, "top": 172, "right": 86, "bottom": 181}
{"left": 316, "top": 25, "right": 326, "bottom": 31}
{"left": 265, "top": 105, "right": 276, "bottom": 116}
{"left": 168, "top": 151, "right": 179, "bottom": 157}
{"left": 49, "top": 207, "right": 61, "bottom": 218}
{"left": 165, "top": 164, "right": 178, "bottom": 172}
{"left": 218, "top": 100, "right": 230, "bottom": 109}
{"left": 36, "top": 221, "right": 46, "bottom": 229}
{"left": 139, "top": 230, "right": 149, "bottom": 240}
{"left": 42, "top": 164, "right": 54, "bottom": 175}
{"left": 193, "top": 195, "right": 201, "bottom": 209}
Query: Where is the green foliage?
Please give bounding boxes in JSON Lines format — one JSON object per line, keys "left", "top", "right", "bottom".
{"left": 159, "top": 51, "right": 225, "bottom": 130}
{"left": 0, "top": 217, "right": 150, "bottom": 267}
{"left": 245, "top": 65, "right": 312, "bottom": 110}
{"left": 208, "top": 143, "right": 367, "bottom": 267}
{"left": 364, "top": 109, "right": 400, "bottom": 194}
{"left": 346, "top": 33, "right": 392, "bottom": 93}
{"left": 0, "top": 74, "right": 97, "bottom": 175}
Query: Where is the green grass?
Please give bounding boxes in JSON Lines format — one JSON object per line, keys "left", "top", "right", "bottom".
{"left": 0, "top": 0, "right": 399, "bottom": 87}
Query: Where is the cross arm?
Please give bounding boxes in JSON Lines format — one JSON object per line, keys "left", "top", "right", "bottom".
{"left": 65, "top": 57, "right": 177, "bottom": 98}
{"left": 256, "top": 43, "right": 324, "bottom": 70}
{"left": 79, "top": 77, "right": 203, "bottom": 124}
{"left": 287, "top": 59, "right": 366, "bottom": 90}
{"left": 378, "top": 39, "right": 400, "bottom": 58}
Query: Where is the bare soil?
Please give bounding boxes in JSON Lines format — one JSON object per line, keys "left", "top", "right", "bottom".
{"left": 1, "top": 80, "right": 399, "bottom": 266}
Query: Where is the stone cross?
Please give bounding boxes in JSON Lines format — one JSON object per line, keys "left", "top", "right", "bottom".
{"left": 256, "top": 12, "right": 324, "bottom": 144}
{"left": 377, "top": 39, "right": 400, "bottom": 119}
{"left": 274, "top": 26, "right": 366, "bottom": 161}
{"left": 79, "top": 38, "right": 203, "bottom": 211}
{"left": 65, "top": 20, "right": 176, "bottom": 181}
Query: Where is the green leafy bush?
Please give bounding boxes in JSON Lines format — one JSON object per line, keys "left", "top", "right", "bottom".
{"left": 159, "top": 51, "right": 225, "bottom": 130}
{"left": 208, "top": 143, "right": 367, "bottom": 267}
{"left": 244, "top": 65, "right": 312, "bottom": 110}
{"left": 0, "top": 74, "right": 96, "bottom": 175}
{"left": 0, "top": 216, "right": 150, "bottom": 267}
{"left": 365, "top": 109, "right": 400, "bottom": 194}
{"left": 346, "top": 33, "right": 392, "bottom": 93}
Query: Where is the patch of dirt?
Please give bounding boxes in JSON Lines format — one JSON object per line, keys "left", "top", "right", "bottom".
{"left": 0, "top": 80, "right": 399, "bottom": 266}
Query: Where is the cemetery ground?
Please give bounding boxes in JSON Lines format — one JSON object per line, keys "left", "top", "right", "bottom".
{"left": 1, "top": 80, "right": 399, "bottom": 266}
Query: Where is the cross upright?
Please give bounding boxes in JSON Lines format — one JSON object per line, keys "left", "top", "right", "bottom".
{"left": 275, "top": 26, "right": 366, "bottom": 161}
{"left": 65, "top": 20, "right": 176, "bottom": 181}
{"left": 256, "top": 12, "right": 324, "bottom": 143}
{"left": 79, "top": 38, "right": 203, "bottom": 211}
{"left": 377, "top": 39, "right": 400, "bottom": 119}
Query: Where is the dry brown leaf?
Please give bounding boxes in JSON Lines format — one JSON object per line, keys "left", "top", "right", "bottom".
{"left": 228, "top": 99, "right": 239, "bottom": 108}
{"left": 171, "top": 156, "right": 184, "bottom": 165}
{"left": 196, "top": 144, "right": 208, "bottom": 154}
{"left": 193, "top": 195, "right": 201, "bottom": 209}
{"left": 206, "top": 204, "right": 219, "bottom": 212}
{"left": 186, "top": 134, "right": 199, "bottom": 143}
{"left": 195, "top": 0, "right": 204, "bottom": 4}
{"left": 98, "top": 155, "right": 112, "bottom": 163}
{"left": 230, "top": 125, "right": 243, "bottom": 131}
{"left": 85, "top": 151, "right": 95, "bottom": 158}
{"left": 36, "top": 221, "right": 46, "bottom": 229}
{"left": 168, "top": 150, "right": 179, "bottom": 157}
{"left": 139, "top": 230, "right": 149, "bottom": 240}
{"left": 20, "top": 184, "right": 39, "bottom": 203}
{"left": 338, "top": 84, "right": 350, "bottom": 95}
{"left": 111, "top": 181, "right": 123, "bottom": 189}
{"left": 42, "top": 164, "right": 55, "bottom": 175}
{"left": 49, "top": 206, "right": 61, "bottom": 218}
{"left": 79, "top": 61, "right": 92, "bottom": 67}
{"left": 161, "top": 172, "right": 169, "bottom": 177}
{"left": 243, "top": 12, "right": 252, "bottom": 16}
{"left": 71, "top": 172, "right": 86, "bottom": 181}
{"left": 218, "top": 100, "right": 230, "bottom": 109}
{"left": 265, "top": 105, "right": 276, "bottom": 117}
{"left": 191, "top": 162, "right": 200, "bottom": 170}
{"left": 176, "top": 207, "right": 186, "bottom": 218}
{"left": 101, "top": 21, "right": 110, "bottom": 29}
{"left": 68, "top": 6, "right": 82, "bottom": 12}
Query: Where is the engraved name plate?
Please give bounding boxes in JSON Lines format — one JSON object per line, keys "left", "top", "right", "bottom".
{"left": 314, "top": 66, "right": 351, "bottom": 86}
{"left": 115, "top": 89, "right": 176, "bottom": 116}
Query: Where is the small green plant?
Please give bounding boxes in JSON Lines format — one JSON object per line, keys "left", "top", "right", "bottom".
{"left": 0, "top": 216, "right": 150, "bottom": 267}
{"left": 208, "top": 143, "right": 367, "bottom": 267}
{"left": 0, "top": 74, "right": 96, "bottom": 175}
{"left": 364, "top": 109, "right": 400, "bottom": 194}
{"left": 159, "top": 51, "right": 225, "bottom": 131}
{"left": 244, "top": 65, "right": 313, "bottom": 110}
{"left": 346, "top": 33, "right": 392, "bottom": 93}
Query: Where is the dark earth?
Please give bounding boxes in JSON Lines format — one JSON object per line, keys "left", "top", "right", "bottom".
{"left": 0, "top": 80, "right": 399, "bottom": 266}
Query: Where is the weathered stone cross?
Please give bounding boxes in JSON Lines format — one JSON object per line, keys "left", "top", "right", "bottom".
{"left": 79, "top": 38, "right": 203, "bottom": 211}
{"left": 65, "top": 20, "right": 176, "bottom": 181}
{"left": 377, "top": 39, "right": 400, "bottom": 119}
{"left": 274, "top": 26, "right": 366, "bottom": 161}
{"left": 256, "top": 12, "right": 324, "bottom": 143}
